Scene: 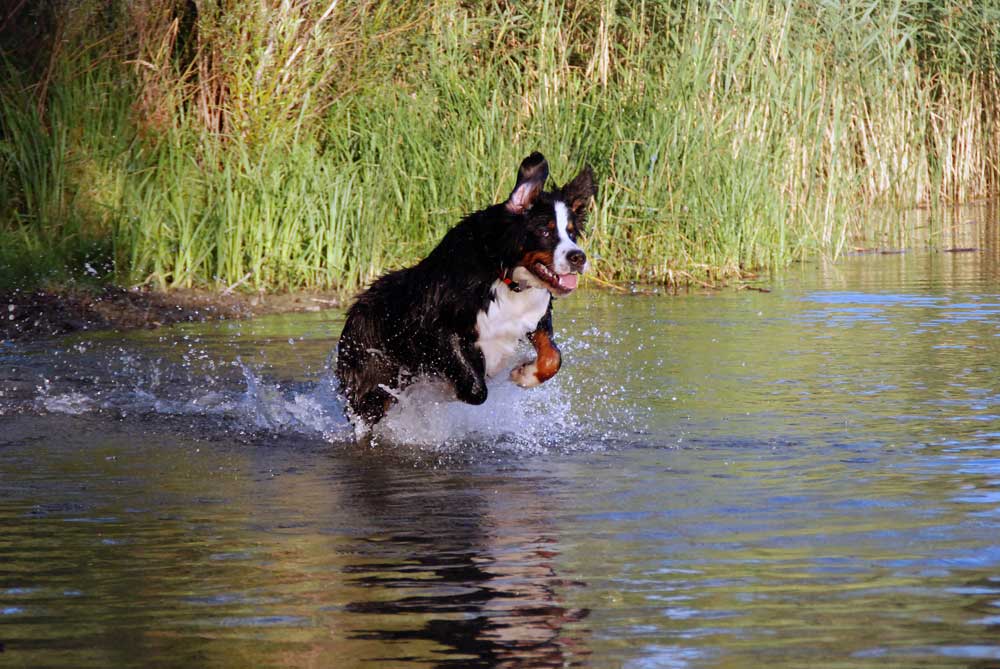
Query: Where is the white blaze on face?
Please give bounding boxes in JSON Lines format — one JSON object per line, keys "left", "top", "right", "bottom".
{"left": 553, "top": 201, "right": 586, "bottom": 274}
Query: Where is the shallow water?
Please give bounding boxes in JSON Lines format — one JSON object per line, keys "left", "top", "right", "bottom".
{"left": 3, "top": 241, "right": 1000, "bottom": 667}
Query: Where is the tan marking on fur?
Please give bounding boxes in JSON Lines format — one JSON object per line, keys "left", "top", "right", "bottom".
{"left": 518, "top": 249, "right": 555, "bottom": 270}
{"left": 511, "top": 328, "right": 561, "bottom": 387}
{"left": 531, "top": 330, "right": 561, "bottom": 382}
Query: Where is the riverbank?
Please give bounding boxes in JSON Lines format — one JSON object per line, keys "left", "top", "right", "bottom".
{"left": 0, "top": 287, "right": 342, "bottom": 344}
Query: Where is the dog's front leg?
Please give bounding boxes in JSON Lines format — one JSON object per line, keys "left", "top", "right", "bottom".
{"left": 511, "top": 308, "right": 561, "bottom": 388}
{"left": 441, "top": 333, "right": 489, "bottom": 405}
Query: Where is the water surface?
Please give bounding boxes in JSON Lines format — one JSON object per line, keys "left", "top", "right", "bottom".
{"left": 2, "top": 240, "right": 1000, "bottom": 667}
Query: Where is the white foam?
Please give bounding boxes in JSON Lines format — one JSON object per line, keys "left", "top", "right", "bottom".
{"left": 370, "top": 367, "right": 583, "bottom": 453}
{"left": 38, "top": 391, "right": 96, "bottom": 415}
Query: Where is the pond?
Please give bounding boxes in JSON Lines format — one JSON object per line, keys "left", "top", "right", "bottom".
{"left": 2, "top": 222, "right": 1000, "bottom": 667}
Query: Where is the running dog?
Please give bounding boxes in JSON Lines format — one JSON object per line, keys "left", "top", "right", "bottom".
{"left": 336, "top": 152, "right": 596, "bottom": 428}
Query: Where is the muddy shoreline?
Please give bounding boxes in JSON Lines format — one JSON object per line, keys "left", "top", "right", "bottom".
{"left": 1, "top": 286, "right": 343, "bottom": 343}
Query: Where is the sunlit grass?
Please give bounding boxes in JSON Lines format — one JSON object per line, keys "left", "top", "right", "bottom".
{"left": 1, "top": 0, "right": 998, "bottom": 292}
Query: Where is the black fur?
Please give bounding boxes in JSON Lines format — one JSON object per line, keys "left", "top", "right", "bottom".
{"left": 336, "top": 152, "right": 596, "bottom": 428}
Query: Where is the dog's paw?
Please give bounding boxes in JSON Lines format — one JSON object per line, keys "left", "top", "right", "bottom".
{"left": 510, "top": 362, "right": 541, "bottom": 388}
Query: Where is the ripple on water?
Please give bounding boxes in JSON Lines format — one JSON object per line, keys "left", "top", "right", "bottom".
{"left": 3, "top": 244, "right": 1000, "bottom": 668}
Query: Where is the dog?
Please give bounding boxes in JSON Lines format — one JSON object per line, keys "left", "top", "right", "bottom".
{"left": 335, "top": 152, "right": 596, "bottom": 429}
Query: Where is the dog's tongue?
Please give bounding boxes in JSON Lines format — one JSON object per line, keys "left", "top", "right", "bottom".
{"left": 558, "top": 273, "right": 578, "bottom": 291}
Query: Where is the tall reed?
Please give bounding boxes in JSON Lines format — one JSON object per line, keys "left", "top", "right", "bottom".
{"left": 1, "top": 0, "right": 998, "bottom": 292}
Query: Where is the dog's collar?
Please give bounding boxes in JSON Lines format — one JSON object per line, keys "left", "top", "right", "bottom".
{"left": 499, "top": 267, "right": 523, "bottom": 292}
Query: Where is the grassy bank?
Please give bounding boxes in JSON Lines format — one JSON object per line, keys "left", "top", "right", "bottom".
{"left": 2, "top": 0, "right": 999, "bottom": 293}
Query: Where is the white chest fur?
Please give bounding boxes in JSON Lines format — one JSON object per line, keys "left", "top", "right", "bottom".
{"left": 475, "top": 281, "right": 550, "bottom": 377}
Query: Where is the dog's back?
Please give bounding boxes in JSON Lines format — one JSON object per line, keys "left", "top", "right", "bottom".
{"left": 336, "top": 212, "right": 501, "bottom": 424}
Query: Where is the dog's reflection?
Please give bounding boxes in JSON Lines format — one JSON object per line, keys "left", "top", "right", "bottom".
{"left": 340, "top": 448, "right": 591, "bottom": 667}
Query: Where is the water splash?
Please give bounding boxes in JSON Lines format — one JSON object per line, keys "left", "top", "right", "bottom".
{"left": 235, "top": 360, "right": 353, "bottom": 441}
{"left": 38, "top": 389, "right": 96, "bottom": 415}
{"left": 231, "top": 360, "right": 612, "bottom": 454}
{"left": 2, "top": 324, "right": 644, "bottom": 453}
{"left": 371, "top": 370, "right": 583, "bottom": 453}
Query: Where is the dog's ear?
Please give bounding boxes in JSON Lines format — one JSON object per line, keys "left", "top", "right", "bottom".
{"left": 506, "top": 152, "right": 549, "bottom": 214}
{"left": 562, "top": 166, "right": 596, "bottom": 221}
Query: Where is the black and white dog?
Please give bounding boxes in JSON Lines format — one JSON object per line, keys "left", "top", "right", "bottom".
{"left": 335, "top": 152, "right": 596, "bottom": 428}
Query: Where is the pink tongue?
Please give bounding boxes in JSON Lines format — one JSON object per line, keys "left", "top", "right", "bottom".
{"left": 558, "top": 273, "right": 578, "bottom": 291}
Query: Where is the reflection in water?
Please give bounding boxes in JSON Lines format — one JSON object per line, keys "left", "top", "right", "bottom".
{"left": 340, "top": 452, "right": 590, "bottom": 668}
{"left": 0, "top": 424, "right": 593, "bottom": 668}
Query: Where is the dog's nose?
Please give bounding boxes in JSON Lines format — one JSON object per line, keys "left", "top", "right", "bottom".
{"left": 567, "top": 249, "right": 587, "bottom": 271}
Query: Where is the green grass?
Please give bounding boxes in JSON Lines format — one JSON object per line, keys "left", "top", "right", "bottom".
{"left": 2, "top": 0, "right": 999, "bottom": 293}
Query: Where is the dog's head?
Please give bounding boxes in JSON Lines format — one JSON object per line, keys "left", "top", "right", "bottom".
{"left": 503, "top": 152, "right": 596, "bottom": 296}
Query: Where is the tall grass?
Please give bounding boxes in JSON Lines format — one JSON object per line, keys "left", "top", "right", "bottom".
{"left": 1, "top": 0, "right": 999, "bottom": 292}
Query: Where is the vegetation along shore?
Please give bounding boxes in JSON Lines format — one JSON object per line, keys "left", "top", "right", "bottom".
{"left": 2, "top": 0, "right": 998, "bottom": 301}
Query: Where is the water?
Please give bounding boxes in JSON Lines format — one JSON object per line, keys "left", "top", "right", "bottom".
{"left": 3, "top": 242, "right": 1000, "bottom": 667}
